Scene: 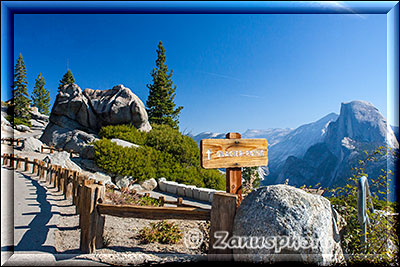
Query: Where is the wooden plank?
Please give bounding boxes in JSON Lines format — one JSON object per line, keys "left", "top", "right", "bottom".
{"left": 200, "top": 138, "right": 268, "bottom": 169}
{"left": 97, "top": 203, "right": 211, "bottom": 221}
{"left": 208, "top": 192, "right": 238, "bottom": 261}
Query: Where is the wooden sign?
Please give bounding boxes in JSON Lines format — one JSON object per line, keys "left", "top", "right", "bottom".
{"left": 200, "top": 138, "right": 268, "bottom": 169}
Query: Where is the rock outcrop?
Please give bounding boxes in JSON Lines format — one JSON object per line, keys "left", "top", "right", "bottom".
{"left": 40, "top": 84, "right": 151, "bottom": 157}
{"left": 43, "top": 151, "right": 82, "bottom": 172}
{"left": 232, "top": 185, "right": 344, "bottom": 265}
{"left": 274, "top": 101, "right": 398, "bottom": 194}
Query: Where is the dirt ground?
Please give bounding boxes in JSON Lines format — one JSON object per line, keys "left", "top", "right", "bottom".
{"left": 54, "top": 196, "right": 209, "bottom": 265}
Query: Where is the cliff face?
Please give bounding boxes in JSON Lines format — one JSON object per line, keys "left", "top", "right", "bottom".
{"left": 275, "top": 101, "right": 398, "bottom": 195}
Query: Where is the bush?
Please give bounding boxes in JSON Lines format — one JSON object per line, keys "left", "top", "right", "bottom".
{"left": 326, "top": 146, "right": 398, "bottom": 265}
{"left": 99, "top": 124, "right": 147, "bottom": 145}
{"left": 5, "top": 114, "right": 31, "bottom": 127}
{"left": 138, "top": 221, "right": 182, "bottom": 244}
{"left": 146, "top": 124, "right": 200, "bottom": 166}
{"left": 94, "top": 124, "right": 226, "bottom": 190}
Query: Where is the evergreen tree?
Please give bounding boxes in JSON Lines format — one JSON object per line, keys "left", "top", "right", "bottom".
{"left": 146, "top": 41, "right": 183, "bottom": 129}
{"left": 12, "top": 53, "right": 31, "bottom": 120}
{"left": 58, "top": 69, "right": 75, "bottom": 91}
{"left": 31, "top": 73, "right": 51, "bottom": 115}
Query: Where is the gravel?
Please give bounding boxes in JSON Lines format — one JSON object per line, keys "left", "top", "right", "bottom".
{"left": 54, "top": 197, "right": 209, "bottom": 265}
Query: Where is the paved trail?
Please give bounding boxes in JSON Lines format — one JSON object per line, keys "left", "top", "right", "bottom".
{"left": 1, "top": 166, "right": 107, "bottom": 266}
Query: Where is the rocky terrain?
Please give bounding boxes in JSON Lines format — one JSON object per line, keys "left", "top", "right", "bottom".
{"left": 39, "top": 84, "right": 151, "bottom": 159}
{"left": 1, "top": 85, "right": 209, "bottom": 265}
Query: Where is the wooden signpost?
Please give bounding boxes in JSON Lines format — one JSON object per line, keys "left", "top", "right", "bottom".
{"left": 200, "top": 132, "right": 268, "bottom": 205}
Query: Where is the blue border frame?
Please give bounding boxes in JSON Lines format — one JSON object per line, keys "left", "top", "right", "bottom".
{"left": 1, "top": 0, "right": 399, "bottom": 260}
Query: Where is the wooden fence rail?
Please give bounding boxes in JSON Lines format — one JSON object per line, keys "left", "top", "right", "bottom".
{"left": 40, "top": 145, "right": 80, "bottom": 157}
{"left": 1, "top": 137, "right": 24, "bottom": 146}
{"left": 1, "top": 153, "right": 238, "bottom": 258}
{"left": 1, "top": 137, "right": 79, "bottom": 157}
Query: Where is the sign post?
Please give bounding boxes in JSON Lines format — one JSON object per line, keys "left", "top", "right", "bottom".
{"left": 200, "top": 132, "right": 268, "bottom": 206}
{"left": 225, "top": 133, "right": 243, "bottom": 204}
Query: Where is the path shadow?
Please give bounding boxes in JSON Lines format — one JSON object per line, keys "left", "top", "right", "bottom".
{"left": 14, "top": 173, "right": 57, "bottom": 254}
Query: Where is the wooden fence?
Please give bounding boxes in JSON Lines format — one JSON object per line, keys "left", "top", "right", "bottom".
{"left": 1, "top": 137, "right": 24, "bottom": 146}
{"left": 1, "top": 153, "right": 237, "bottom": 260}
{"left": 40, "top": 145, "right": 80, "bottom": 157}
{"left": 1, "top": 137, "right": 79, "bottom": 157}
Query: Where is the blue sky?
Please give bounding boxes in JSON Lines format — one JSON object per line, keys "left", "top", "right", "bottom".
{"left": 8, "top": 12, "right": 389, "bottom": 134}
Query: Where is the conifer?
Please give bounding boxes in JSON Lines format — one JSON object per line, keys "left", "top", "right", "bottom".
{"left": 58, "top": 69, "right": 75, "bottom": 91}
{"left": 32, "top": 73, "right": 51, "bottom": 115}
{"left": 146, "top": 41, "right": 183, "bottom": 129}
{"left": 12, "top": 53, "right": 31, "bottom": 120}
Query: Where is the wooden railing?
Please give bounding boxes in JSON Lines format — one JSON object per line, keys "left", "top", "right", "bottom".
{"left": 1, "top": 137, "right": 24, "bottom": 146}
{"left": 1, "top": 153, "right": 237, "bottom": 259}
{"left": 40, "top": 145, "right": 80, "bottom": 157}
{"left": 1, "top": 137, "right": 79, "bottom": 157}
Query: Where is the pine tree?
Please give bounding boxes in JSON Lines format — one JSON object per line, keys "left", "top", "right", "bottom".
{"left": 31, "top": 73, "right": 51, "bottom": 115}
{"left": 12, "top": 53, "right": 31, "bottom": 120}
{"left": 58, "top": 69, "right": 75, "bottom": 91}
{"left": 146, "top": 41, "right": 183, "bottom": 129}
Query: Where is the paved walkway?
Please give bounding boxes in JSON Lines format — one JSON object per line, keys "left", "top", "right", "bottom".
{"left": 1, "top": 166, "right": 108, "bottom": 266}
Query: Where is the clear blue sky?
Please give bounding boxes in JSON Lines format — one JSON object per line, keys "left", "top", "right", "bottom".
{"left": 8, "top": 13, "right": 389, "bottom": 134}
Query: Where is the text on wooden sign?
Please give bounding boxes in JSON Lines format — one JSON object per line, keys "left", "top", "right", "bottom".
{"left": 200, "top": 138, "right": 268, "bottom": 169}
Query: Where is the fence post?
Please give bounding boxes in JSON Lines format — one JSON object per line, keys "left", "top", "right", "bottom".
{"left": 65, "top": 170, "right": 74, "bottom": 199}
{"left": 59, "top": 168, "right": 65, "bottom": 192}
{"left": 39, "top": 161, "right": 44, "bottom": 180}
{"left": 72, "top": 171, "right": 79, "bottom": 205}
{"left": 54, "top": 166, "right": 60, "bottom": 189}
{"left": 80, "top": 183, "right": 105, "bottom": 253}
{"left": 208, "top": 192, "right": 238, "bottom": 261}
{"left": 24, "top": 157, "right": 29, "bottom": 172}
{"left": 16, "top": 156, "right": 22, "bottom": 169}
{"left": 9, "top": 154, "right": 14, "bottom": 168}
{"left": 50, "top": 166, "right": 56, "bottom": 186}
{"left": 32, "top": 159, "right": 38, "bottom": 175}
{"left": 37, "top": 160, "right": 41, "bottom": 177}
{"left": 3, "top": 154, "right": 9, "bottom": 166}
{"left": 78, "top": 178, "right": 89, "bottom": 217}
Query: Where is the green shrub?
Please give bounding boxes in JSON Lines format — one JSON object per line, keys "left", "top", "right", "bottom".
{"left": 99, "top": 124, "right": 147, "bottom": 145}
{"left": 138, "top": 220, "right": 182, "bottom": 244}
{"left": 5, "top": 114, "right": 32, "bottom": 127}
{"left": 326, "top": 146, "right": 398, "bottom": 265}
{"left": 94, "top": 139, "right": 158, "bottom": 181}
{"left": 146, "top": 124, "right": 200, "bottom": 166}
{"left": 94, "top": 124, "right": 226, "bottom": 190}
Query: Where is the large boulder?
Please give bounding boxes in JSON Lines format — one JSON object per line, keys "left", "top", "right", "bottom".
{"left": 21, "top": 136, "right": 43, "bottom": 152}
{"left": 40, "top": 83, "right": 151, "bottom": 156}
{"left": 232, "top": 185, "right": 344, "bottom": 265}
{"left": 29, "top": 106, "right": 49, "bottom": 122}
{"left": 43, "top": 151, "right": 82, "bottom": 172}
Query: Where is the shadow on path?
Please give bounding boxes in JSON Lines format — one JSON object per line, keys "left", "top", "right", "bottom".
{"left": 14, "top": 173, "right": 57, "bottom": 254}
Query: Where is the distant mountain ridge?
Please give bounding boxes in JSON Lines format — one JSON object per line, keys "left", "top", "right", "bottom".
{"left": 191, "top": 100, "right": 398, "bottom": 200}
